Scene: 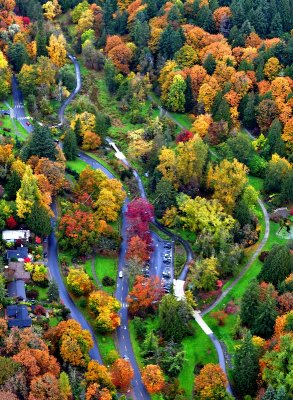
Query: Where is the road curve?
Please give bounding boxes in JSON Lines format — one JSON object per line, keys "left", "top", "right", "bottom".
{"left": 58, "top": 55, "right": 81, "bottom": 125}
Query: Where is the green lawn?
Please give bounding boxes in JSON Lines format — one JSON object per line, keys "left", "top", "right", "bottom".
{"left": 0, "top": 115, "right": 28, "bottom": 140}
{"left": 94, "top": 256, "right": 118, "bottom": 294}
{"left": 179, "top": 321, "right": 218, "bottom": 398}
{"left": 26, "top": 284, "right": 49, "bottom": 301}
{"left": 66, "top": 158, "right": 88, "bottom": 173}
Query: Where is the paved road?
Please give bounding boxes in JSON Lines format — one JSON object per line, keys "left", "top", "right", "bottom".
{"left": 48, "top": 203, "right": 103, "bottom": 363}
{"left": 58, "top": 55, "right": 81, "bottom": 125}
{"left": 12, "top": 75, "right": 33, "bottom": 133}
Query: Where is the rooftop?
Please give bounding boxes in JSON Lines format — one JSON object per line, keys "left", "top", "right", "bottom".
{"left": 6, "top": 305, "right": 32, "bottom": 329}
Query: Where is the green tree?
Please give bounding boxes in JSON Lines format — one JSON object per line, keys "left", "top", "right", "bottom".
{"left": 0, "top": 77, "right": 10, "bottom": 100}
{"left": 280, "top": 170, "right": 293, "bottom": 204}
{"left": 59, "top": 371, "right": 72, "bottom": 400}
{"left": 195, "top": 5, "right": 215, "bottom": 32}
{"left": 154, "top": 178, "right": 177, "bottom": 218}
{"left": 203, "top": 53, "right": 216, "bottom": 75}
{"left": 184, "top": 74, "right": 194, "bottom": 112}
{"left": 21, "top": 125, "right": 57, "bottom": 161}
{"left": 36, "top": 23, "right": 48, "bottom": 57}
{"left": 0, "top": 276, "right": 7, "bottom": 306}
{"left": 159, "top": 295, "right": 193, "bottom": 342}
{"left": 226, "top": 133, "right": 254, "bottom": 164}
{"left": 104, "top": 59, "right": 117, "bottom": 93}
{"left": 258, "top": 244, "right": 293, "bottom": 287}
{"left": 252, "top": 289, "right": 277, "bottom": 339}
{"left": 63, "top": 130, "right": 77, "bottom": 160}
{"left": 262, "top": 385, "right": 276, "bottom": 400}
{"left": 243, "top": 93, "right": 256, "bottom": 129}
{"left": 165, "top": 75, "right": 186, "bottom": 113}
{"left": 213, "top": 97, "right": 232, "bottom": 128}
{"left": 48, "top": 281, "right": 59, "bottom": 302}
{"left": 267, "top": 119, "right": 285, "bottom": 157}
{"left": 142, "top": 330, "right": 159, "bottom": 361}
{"left": 240, "top": 280, "right": 260, "bottom": 328}
{"left": 74, "top": 118, "right": 83, "bottom": 146}
{"left": 159, "top": 25, "right": 185, "bottom": 59}
{"left": 233, "top": 331, "right": 259, "bottom": 397}
{"left": 26, "top": 202, "right": 52, "bottom": 237}
{"left": 270, "top": 12, "right": 283, "bottom": 37}
{"left": 5, "top": 171, "right": 21, "bottom": 200}
{"left": 8, "top": 43, "right": 28, "bottom": 73}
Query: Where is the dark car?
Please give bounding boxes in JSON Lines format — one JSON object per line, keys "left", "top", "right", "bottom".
{"left": 164, "top": 243, "right": 171, "bottom": 249}
{"left": 26, "top": 121, "right": 31, "bottom": 126}
{"left": 163, "top": 259, "right": 171, "bottom": 264}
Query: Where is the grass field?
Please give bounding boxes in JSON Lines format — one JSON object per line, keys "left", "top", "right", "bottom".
{"left": 26, "top": 284, "right": 48, "bottom": 301}
{"left": 0, "top": 115, "right": 28, "bottom": 140}
{"left": 66, "top": 158, "right": 88, "bottom": 173}
{"left": 94, "top": 256, "right": 118, "bottom": 294}
{"left": 179, "top": 321, "right": 217, "bottom": 398}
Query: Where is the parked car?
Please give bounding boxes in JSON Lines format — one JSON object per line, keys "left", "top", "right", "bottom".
{"left": 163, "top": 259, "right": 171, "bottom": 264}
{"left": 119, "top": 271, "right": 123, "bottom": 278}
{"left": 26, "top": 121, "right": 31, "bottom": 126}
{"left": 162, "top": 267, "right": 171, "bottom": 278}
{"left": 164, "top": 243, "right": 171, "bottom": 249}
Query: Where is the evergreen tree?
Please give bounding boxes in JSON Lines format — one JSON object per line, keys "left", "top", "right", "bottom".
{"left": 48, "top": 281, "right": 60, "bottom": 302}
{"left": 230, "top": 1, "right": 245, "bottom": 28}
{"left": 184, "top": 74, "right": 194, "bottom": 112}
{"left": 26, "top": 202, "right": 52, "bottom": 238}
{"left": 243, "top": 93, "right": 256, "bottom": 129}
{"left": 103, "top": 0, "right": 115, "bottom": 33}
{"left": 36, "top": 24, "right": 47, "bottom": 57}
{"left": 74, "top": 118, "right": 83, "bottom": 146}
{"left": 249, "top": 7, "right": 267, "bottom": 36}
{"left": 132, "top": 20, "right": 150, "bottom": 48}
{"left": 21, "top": 125, "right": 57, "bottom": 161}
{"left": 63, "top": 130, "right": 77, "bottom": 160}
{"left": 240, "top": 280, "right": 260, "bottom": 328}
{"left": 258, "top": 244, "right": 293, "bottom": 287}
{"left": 233, "top": 331, "right": 259, "bottom": 397}
{"left": 142, "top": 330, "right": 159, "bottom": 360}
{"left": 267, "top": 119, "right": 285, "bottom": 157}
{"left": 8, "top": 43, "right": 28, "bottom": 72}
{"left": 270, "top": 12, "right": 283, "bottom": 37}
{"left": 154, "top": 178, "right": 177, "bottom": 218}
{"left": 279, "top": 0, "right": 292, "bottom": 32}
{"left": 5, "top": 171, "right": 21, "bottom": 200}
{"left": 195, "top": 5, "right": 215, "bottom": 33}
{"left": 280, "top": 170, "right": 293, "bottom": 204}
{"left": 252, "top": 291, "right": 277, "bottom": 339}
{"left": 213, "top": 98, "right": 232, "bottom": 128}
{"left": 159, "top": 25, "right": 185, "bottom": 59}
{"left": 203, "top": 54, "right": 216, "bottom": 75}
{"left": 95, "top": 113, "right": 111, "bottom": 136}
{"left": 104, "top": 59, "right": 117, "bottom": 93}
{"left": 275, "top": 387, "right": 287, "bottom": 400}
{"left": 262, "top": 385, "right": 276, "bottom": 400}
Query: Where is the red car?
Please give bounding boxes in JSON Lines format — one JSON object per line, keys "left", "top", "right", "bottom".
{"left": 26, "top": 121, "right": 31, "bottom": 126}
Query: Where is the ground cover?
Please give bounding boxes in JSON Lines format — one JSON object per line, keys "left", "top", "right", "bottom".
{"left": 0, "top": 115, "right": 28, "bottom": 140}
{"left": 26, "top": 284, "right": 48, "bottom": 302}
{"left": 66, "top": 158, "right": 88, "bottom": 173}
{"left": 94, "top": 255, "right": 117, "bottom": 295}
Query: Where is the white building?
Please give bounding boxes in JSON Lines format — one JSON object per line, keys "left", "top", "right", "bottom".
{"left": 2, "top": 230, "right": 30, "bottom": 243}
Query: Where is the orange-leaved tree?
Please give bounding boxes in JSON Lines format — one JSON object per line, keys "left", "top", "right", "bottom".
{"left": 110, "top": 358, "right": 134, "bottom": 391}
{"left": 194, "top": 364, "right": 228, "bottom": 400}
{"left": 141, "top": 364, "right": 165, "bottom": 394}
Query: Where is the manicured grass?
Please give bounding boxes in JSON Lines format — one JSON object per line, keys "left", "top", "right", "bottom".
{"left": 94, "top": 256, "right": 118, "bottom": 294}
{"left": 96, "top": 333, "right": 117, "bottom": 363}
{"left": 0, "top": 115, "right": 27, "bottom": 140}
{"left": 49, "top": 316, "right": 63, "bottom": 327}
{"left": 66, "top": 158, "right": 89, "bottom": 173}
{"left": 26, "top": 284, "right": 49, "bottom": 301}
{"left": 170, "top": 227, "right": 197, "bottom": 243}
{"left": 179, "top": 321, "right": 218, "bottom": 398}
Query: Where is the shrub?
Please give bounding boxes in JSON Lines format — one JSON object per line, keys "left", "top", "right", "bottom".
{"left": 79, "top": 297, "right": 87, "bottom": 308}
{"left": 26, "top": 289, "right": 39, "bottom": 299}
{"left": 102, "top": 276, "right": 115, "bottom": 287}
{"left": 258, "top": 251, "right": 269, "bottom": 262}
{"left": 34, "top": 305, "right": 46, "bottom": 316}
{"left": 211, "top": 311, "right": 228, "bottom": 326}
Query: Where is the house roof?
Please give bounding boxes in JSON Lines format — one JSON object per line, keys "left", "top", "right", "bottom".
{"left": 6, "top": 305, "right": 32, "bottom": 328}
{"left": 7, "top": 280, "right": 26, "bottom": 300}
{"left": 2, "top": 230, "right": 30, "bottom": 241}
{"left": 7, "top": 247, "right": 28, "bottom": 260}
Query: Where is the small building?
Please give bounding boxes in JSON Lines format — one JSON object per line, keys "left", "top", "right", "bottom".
{"left": 3, "top": 261, "right": 30, "bottom": 283}
{"left": 6, "top": 305, "right": 32, "bottom": 328}
{"left": 6, "top": 247, "right": 28, "bottom": 261}
{"left": 7, "top": 280, "right": 26, "bottom": 301}
{"left": 2, "top": 230, "right": 30, "bottom": 243}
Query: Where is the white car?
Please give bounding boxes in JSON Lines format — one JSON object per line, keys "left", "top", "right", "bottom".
{"left": 119, "top": 271, "right": 123, "bottom": 278}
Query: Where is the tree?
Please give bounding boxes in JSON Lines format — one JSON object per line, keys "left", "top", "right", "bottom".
{"left": 261, "top": 334, "right": 293, "bottom": 394}
{"left": 267, "top": 118, "right": 285, "bottom": 157}
{"left": 29, "top": 372, "right": 61, "bottom": 400}
{"left": 85, "top": 384, "right": 112, "bottom": 400}
{"left": 264, "top": 154, "right": 291, "bottom": 194}
{"left": 59, "top": 372, "right": 72, "bottom": 400}
{"left": 280, "top": 171, "right": 293, "bottom": 204}
{"left": 127, "top": 276, "right": 164, "bottom": 316}
{"left": 190, "top": 257, "right": 219, "bottom": 292}
{"left": 233, "top": 332, "right": 259, "bottom": 397}
{"left": 252, "top": 289, "right": 277, "bottom": 339}
{"left": 48, "top": 281, "right": 59, "bottom": 302}
{"left": 16, "top": 166, "right": 42, "bottom": 219}
{"left": 26, "top": 202, "right": 52, "bottom": 237}
{"left": 159, "top": 295, "right": 193, "bottom": 342}
{"left": 256, "top": 99, "right": 279, "bottom": 133}
{"left": 207, "top": 159, "right": 248, "bottom": 213}
{"left": 110, "top": 358, "right": 134, "bottom": 391}
{"left": 165, "top": 75, "right": 186, "bottom": 113}
{"left": 258, "top": 244, "right": 293, "bottom": 287}
{"left": 203, "top": 53, "right": 216, "bottom": 75}
{"left": 264, "top": 57, "right": 281, "bottom": 81}
{"left": 194, "top": 364, "right": 228, "bottom": 400}
{"left": 22, "top": 126, "right": 56, "bottom": 161}
{"left": 8, "top": 43, "right": 28, "bottom": 73}
{"left": 240, "top": 280, "right": 260, "bottom": 328}
{"left": 126, "top": 235, "right": 149, "bottom": 264}
{"left": 88, "top": 291, "right": 121, "bottom": 332}
{"left": 67, "top": 269, "right": 93, "bottom": 296}
{"left": 63, "top": 130, "right": 77, "bottom": 160}
{"left": 82, "top": 131, "right": 101, "bottom": 151}
{"left": 85, "top": 360, "right": 115, "bottom": 392}
{"left": 42, "top": 0, "right": 61, "bottom": 20}
{"left": 154, "top": 178, "right": 177, "bottom": 218}
{"left": 142, "top": 365, "right": 165, "bottom": 394}
{"left": 47, "top": 34, "right": 67, "bottom": 68}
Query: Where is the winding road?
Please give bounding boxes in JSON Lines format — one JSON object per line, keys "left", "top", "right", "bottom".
{"left": 13, "top": 53, "right": 271, "bottom": 398}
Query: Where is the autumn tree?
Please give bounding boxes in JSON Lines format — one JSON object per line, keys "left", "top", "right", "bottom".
{"left": 88, "top": 291, "right": 121, "bottom": 332}
{"left": 82, "top": 131, "right": 101, "bottom": 151}
{"left": 194, "top": 364, "right": 228, "bottom": 400}
{"left": 67, "top": 268, "right": 93, "bottom": 296}
{"left": 29, "top": 373, "right": 61, "bottom": 400}
{"left": 165, "top": 75, "right": 186, "bottom": 113}
{"left": 127, "top": 276, "right": 164, "bottom": 316}
{"left": 16, "top": 166, "right": 42, "bottom": 219}
{"left": 59, "top": 372, "right": 72, "bottom": 400}
{"left": 126, "top": 235, "right": 149, "bottom": 264}
{"left": 142, "top": 365, "right": 165, "bottom": 394}
{"left": 42, "top": 0, "right": 61, "bottom": 20}
{"left": 207, "top": 159, "right": 248, "bottom": 213}
{"left": 47, "top": 34, "right": 67, "bottom": 67}
{"left": 110, "top": 358, "right": 134, "bottom": 391}
{"left": 264, "top": 57, "right": 281, "bottom": 81}
{"left": 85, "top": 361, "right": 115, "bottom": 392}
{"left": 263, "top": 154, "right": 291, "bottom": 194}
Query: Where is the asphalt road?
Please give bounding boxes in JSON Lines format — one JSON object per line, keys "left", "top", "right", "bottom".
{"left": 12, "top": 75, "right": 33, "bottom": 133}
{"left": 48, "top": 203, "right": 103, "bottom": 363}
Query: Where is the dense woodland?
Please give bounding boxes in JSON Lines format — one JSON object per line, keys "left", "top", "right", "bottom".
{"left": 0, "top": 0, "right": 292, "bottom": 399}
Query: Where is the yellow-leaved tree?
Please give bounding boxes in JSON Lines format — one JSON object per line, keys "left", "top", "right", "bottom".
{"left": 16, "top": 166, "right": 42, "bottom": 218}
{"left": 47, "top": 34, "right": 67, "bottom": 68}
{"left": 207, "top": 158, "right": 248, "bottom": 213}
{"left": 42, "top": 0, "right": 62, "bottom": 20}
